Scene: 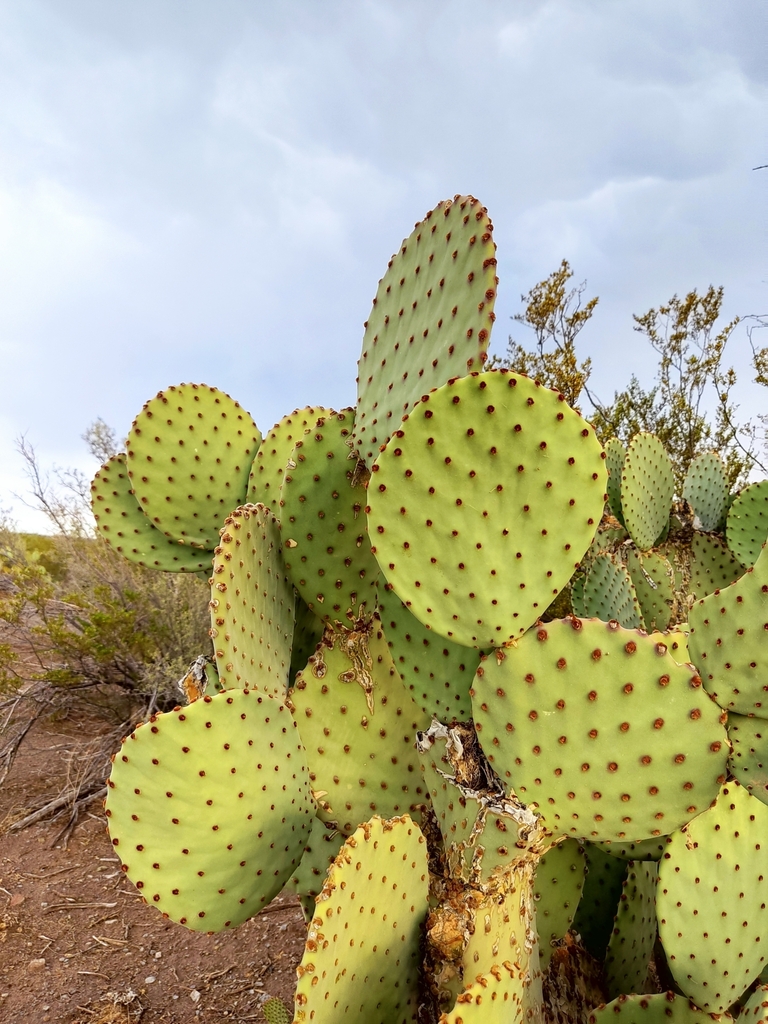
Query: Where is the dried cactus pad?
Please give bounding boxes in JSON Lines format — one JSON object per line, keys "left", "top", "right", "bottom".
{"left": 92, "top": 454, "right": 212, "bottom": 573}
{"left": 209, "top": 504, "right": 296, "bottom": 698}
{"left": 683, "top": 452, "right": 729, "bottom": 533}
{"left": 126, "top": 383, "right": 261, "bottom": 549}
{"left": 589, "top": 992, "right": 730, "bottom": 1024}
{"left": 367, "top": 371, "right": 606, "bottom": 648}
{"left": 621, "top": 433, "right": 674, "bottom": 552}
{"left": 688, "top": 543, "right": 768, "bottom": 717}
{"left": 354, "top": 195, "right": 497, "bottom": 465}
{"left": 657, "top": 780, "right": 768, "bottom": 1013}
{"left": 104, "top": 688, "right": 312, "bottom": 932}
{"left": 280, "top": 409, "right": 380, "bottom": 623}
{"left": 247, "top": 406, "right": 333, "bottom": 512}
{"left": 291, "top": 619, "right": 430, "bottom": 836}
{"left": 727, "top": 712, "right": 768, "bottom": 807}
{"left": 293, "top": 815, "right": 428, "bottom": 1024}
{"left": 472, "top": 618, "right": 729, "bottom": 843}
{"left": 726, "top": 479, "right": 768, "bottom": 568}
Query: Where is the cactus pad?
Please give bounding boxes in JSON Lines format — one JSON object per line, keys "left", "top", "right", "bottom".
{"left": 626, "top": 550, "right": 674, "bottom": 632}
{"left": 589, "top": 992, "right": 730, "bottom": 1023}
{"left": 291, "top": 619, "right": 430, "bottom": 835}
{"left": 683, "top": 452, "right": 729, "bottom": 533}
{"left": 367, "top": 370, "right": 606, "bottom": 648}
{"left": 126, "top": 383, "right": 260, "bottom": 549}
{"left": 247, "top": 406, "right": 332, "bottom": 512}
{"left": 689, "top": 533, "right": 743, "bottom": 599}
{"left": 583, "top": 554, "right": 643, "bottom": 629}
{"left": 280, "top": 409, "right": 380, "bottom": 623}
{"left": 657, "top": 780, "right": 768, "bottom": 1013}
{"left": 91, "top": 454, "right": 212, "bottom": 572}
{"left": 572, "top": 845, "right": 629, "bottom": 959}
{"left": 727, "top": 712, "right": 768, "bottom": 807}
{"left": 472, "top": 618, "right": 729, "bottom": 842}
{"left": 688, "top": 543, "right": 768, "bottom": 717}
{"left": 604, "top": 862, "right": 658, "bottom": 1000}
{"left": 354, "top": 195, "right": 497, "bottom": 465}
{"left": 293, "top": 815, "right": 428, "bottom": 1024}
{"left": 726, "top": 479, "right": 768, "bottom": 567}
{"left": 621, "top": 434, "right": 674, "bottom": 552}
{"left": 104, "top": 688, "right": 312, "bottom": 931}
{"left": 533, "top": 838, "right": 587, "bottom": 967}
{"left": 605, "top": 438, "right": 626, "bottom": 525}
{"left": 378, "top": 592, "right": 481, "bottom": 721}
{"left": 743, "top": 986, "right": 768, "bottom": 1021}
{"left": 284, "top": 813, "right": 346, "bottom": 920}
{"left": 209, "top": 504, "right": 296, "bottom": 698}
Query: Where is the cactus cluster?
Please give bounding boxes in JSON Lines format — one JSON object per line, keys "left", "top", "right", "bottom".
{"left": 95, "top": 196, "right": 768, "bottom": 1023}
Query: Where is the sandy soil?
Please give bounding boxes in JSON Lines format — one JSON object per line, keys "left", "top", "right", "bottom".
{"left": 0, "top": 717, "right": 306, "bottom": 1024}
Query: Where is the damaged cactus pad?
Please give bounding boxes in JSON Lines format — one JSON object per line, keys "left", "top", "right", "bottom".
{"left": 98, "top": 195, "right": 768, "bottom": 1024}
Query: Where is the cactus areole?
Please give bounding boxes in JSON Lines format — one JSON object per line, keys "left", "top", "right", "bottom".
{"left": 97, "top": 196, "right": 768, "bottom": 1024}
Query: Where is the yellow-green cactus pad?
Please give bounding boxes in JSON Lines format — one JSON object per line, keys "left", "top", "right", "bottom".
{"left": 210, "top": 504, "right": 296, "bottom": 698}
{"left": 293, "top": 815, "right": 428, "bottom": 1023}
{"left": 472, "top": 618, "right": 729, "bottom": 843}
{"left": 354, "top": 195, "right": 497, "bottom": 465}
{"left": 657, "top": 781, "right": 768, "bottom": 1013}
{"left": 105, "top": 688, "right": 312, "bottom": 932}
{"left": 367, "top": 370, "right": 606, "bottom": 648}
{"left": 92, "top": 454, "right": 213, "bottom": 573}
{"left": 126, "top": 383, "right": 261, "bottom": 549}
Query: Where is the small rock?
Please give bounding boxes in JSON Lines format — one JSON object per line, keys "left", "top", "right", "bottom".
{"left": 145, "top": 976, "right": 156, "bottom": 984}
{"left": 9, "top": 894, "right": 25, "bottom": 907}
{"left": 190, "top": 990, "right": 201, "bottom": 1003}
{"left": 27, "top": 958, "right": 46, "bottom": 971}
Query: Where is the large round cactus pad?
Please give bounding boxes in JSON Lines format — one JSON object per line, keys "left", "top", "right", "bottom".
{"left": 126, "top": 383, "right": 261, "bottom": 549}
{"left": 688, "top": 543, "right": 768, "bottom": 717}
{"left": 291, "top": 619, "right": 430, "bottom": 836}
{"left": 621, "top": 433, "right": 674, "bottom": 552}
{"left": 589, "top": 992, "right": 731, "bottom": 1024}
{"left": 657, "top": 781, "right": 768, "bottom": 1013}
{"left": 246, "top": 406, "right": 333, "bottom": 512}
{"left": 293, "top": 815, "right": 428, "bottom": 1024}
{"left": 727, "top": 712, "right": 768, "bottom": 807}
{"left": 472, "top": 618, "right": 729, "bottom": 843}
{"left": 367, "top": 371, "right": 606, "bottom": 648}
{"left": 354, "top": 195, "right": 497, "bottom": 465}
{"left": 92, "top": 454, "right": 212, "bottom": 573}
{"left": 683, "top": 452, "right": 729, "bottom": 533}
{"left": 210, "top": 504, "right": 296, "bottom": 698}
{"left": 105, "top": 688, "right": 312, "bottom": 932}
{"left": 280, "top": 409, "right": 380, "bottom": 623}
{"left": 727, "top": 479, "right": 768, "bottom": 568}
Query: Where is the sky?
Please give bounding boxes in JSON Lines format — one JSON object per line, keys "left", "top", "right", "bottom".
{"left": 1, "top": 0, "right": 765, "bottom": 532}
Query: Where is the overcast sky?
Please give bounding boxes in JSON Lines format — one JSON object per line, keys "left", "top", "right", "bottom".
{"left": 1, "top": 0, "right": 765, "bottom": 532}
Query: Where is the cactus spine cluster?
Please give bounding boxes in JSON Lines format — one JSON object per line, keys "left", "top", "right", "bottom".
{"left": 95, "top": 196, "right": 768, "bottom": 1023}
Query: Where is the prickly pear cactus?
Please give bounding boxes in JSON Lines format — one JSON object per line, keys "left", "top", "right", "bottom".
{"left": 96, "top": 196, "right": 768, "bottom": 1024}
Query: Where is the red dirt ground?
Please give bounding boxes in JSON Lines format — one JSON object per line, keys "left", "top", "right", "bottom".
{"left": 0, "top": 717, "right": 306, "bottom": 1024}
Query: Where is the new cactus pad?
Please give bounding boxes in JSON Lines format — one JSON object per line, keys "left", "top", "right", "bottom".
{"left": 97, "top": 195, "right": 768, "bottom": 1023}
